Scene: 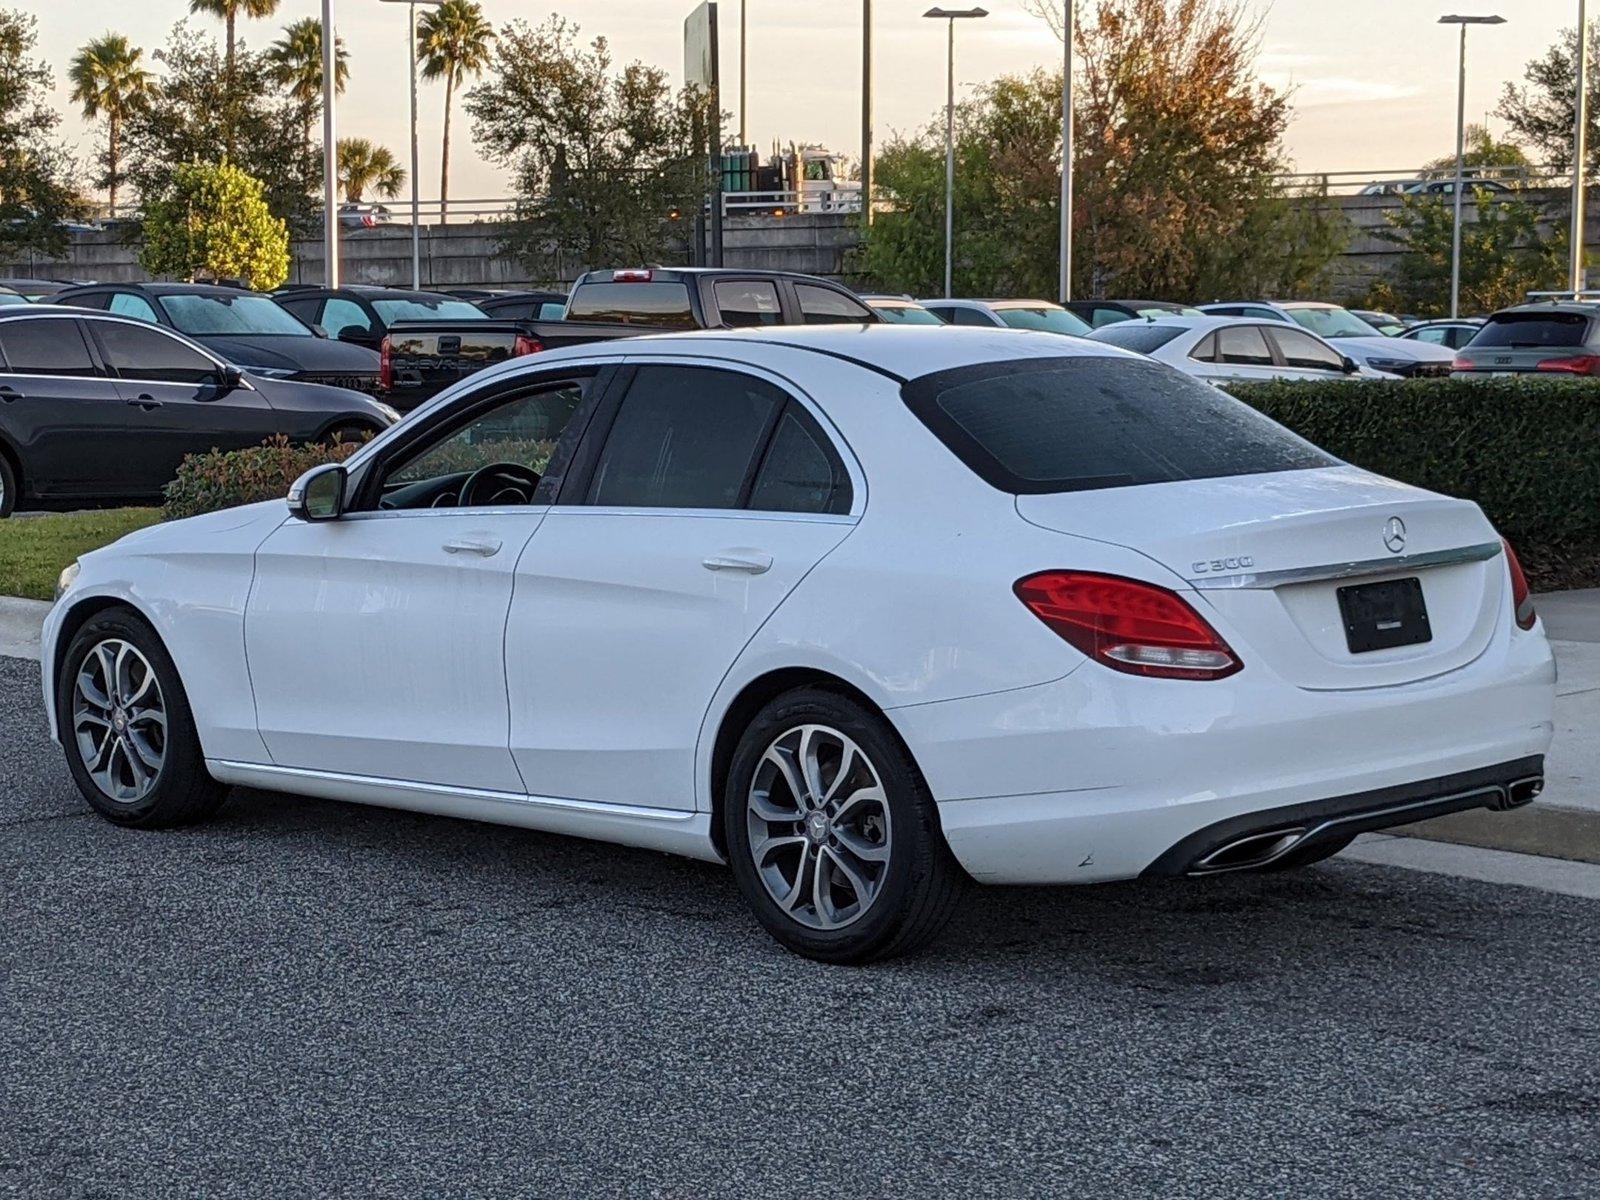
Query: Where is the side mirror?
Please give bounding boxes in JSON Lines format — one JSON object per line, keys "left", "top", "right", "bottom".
{"left": 336, "top": 325, "right": 373, "bottom": 345}
{"left": 287, "top": 463, "right": 347, "bottom": 522}
{"left": 1341, "top": 356, "right": 1360, "bottom": 375}
{"left": 214, "top": 364, "right": 245, "bottom": 393}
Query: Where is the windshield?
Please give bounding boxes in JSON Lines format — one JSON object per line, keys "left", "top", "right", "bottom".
{"left": 1287, "top": 306, "right": 1380, "bottom": 339}
{"left": 372, "top": 297, "right": 488, "bottom": 323}
{"left": 1087, "top": 323, "right": 1186, "bottom": 353}
{"left": 996, "top": 306, "right": 1093, "bottom": 336}
{"left": 871, "top": 303, "right": 943, "bottom": 326}
{"left": 160, "top": 293, "right": 314, "bottom": 337}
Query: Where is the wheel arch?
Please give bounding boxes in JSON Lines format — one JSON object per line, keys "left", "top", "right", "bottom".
{"left": 49, "top": 594, "right": 159, "bottom": 705}
{"left": 0, "top": 429, "right": 25, "bottom": 500}
{"left": 704, "top": 666, "right": 925, "bottom": 862}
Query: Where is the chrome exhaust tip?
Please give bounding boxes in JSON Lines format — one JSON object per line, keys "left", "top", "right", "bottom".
{"left": 1505, "top": 777, "right": 1544, "bottom": 808}
{"left": 1189, "top": 827, "right": 1308, "bottom": 875}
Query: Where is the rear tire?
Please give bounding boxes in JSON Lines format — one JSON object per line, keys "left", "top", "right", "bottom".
{"left": 0, "top": 452, "right": 15, "bottom": 518}
{"left": 57, "top": 608, "right": 226, "bottom": 829}
{"left": 723, "top": 687, "right": 965, "bottom": 964}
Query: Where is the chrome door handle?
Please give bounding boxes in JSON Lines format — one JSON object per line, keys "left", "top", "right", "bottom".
{"left": 0, "top": 386, "right": 21, "bottom": 403}
{"left": 126, "top": 394, "right": 163, "bottom": 409}
{"left": 702, "top": 552, "right": 773, "bottom": 575}
{"left": 443, "top": 536, "right": 503, "bottom": 557}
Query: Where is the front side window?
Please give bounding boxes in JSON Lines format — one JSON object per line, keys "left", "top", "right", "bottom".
{"left": 587, "top": 366, "right": 785, "bottom": 509}
{"left": 748, "top": 407, "right": 851, "bottom": 515}
{"left": 903, "top": 357, "right": 1335, "bottom": 496}
{"left": 715, "top": 281, "right": 783, "bottom": 328}
{"left": 109, "top": 293, "right": 159, "bottom": 323}
{"left": 796, "top": 284, "right": 872, "bottom": 325}
{"left": 321, "top": 297, "right": 374, "bottom": 336}
{"left": 378, "top": 382, "right": 589, "bottom": 509}
{"left": 1216, "top": 325, "right": 1274, "bottom": 366}
{"left": 1412, "top": 327, "right": 1447, "bottom": 345}
{"left": 161, "top": 294, "right": 315, "bottom": 337}
{"left": 0, "top": 319, "right": 97, "bottom": 376}
{"left": 94, "top": 321, "right": 221, "bottom": 383}
{"left": 1269, "top": 327, "right": 1345, "bottom": 371}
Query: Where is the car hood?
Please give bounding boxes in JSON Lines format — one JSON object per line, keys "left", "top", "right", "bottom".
{"left": 1330, "top": 336, "right": 1455, "bottom": 363}
{"left": 84, "top": 499, "right": 288, "bottom": 562}
{"left": 189, "top": 334, "right": 381, "bottom": 373}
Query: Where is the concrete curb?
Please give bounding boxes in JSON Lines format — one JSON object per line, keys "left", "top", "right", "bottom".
{"left": 0, "top": 596, "right": 49, "bottom": 662}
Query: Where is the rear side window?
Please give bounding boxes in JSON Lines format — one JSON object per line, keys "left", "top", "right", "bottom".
{"left": 1089, "top": 323, "right": 1184, "bottom": 353}
{"left": 748, "top": 406, "right": 851, "bottom": 515}
{"left": 1470, "top": 312, "right": 1593, "bottom": 348}
{"left": 587, "top": 366, "right": 785, "bottom": 509}
{"left": 902, "top": 357, "right": 1335, "bottom": 495}
{"left": 567, "top": 281, "right": 695, "bottom": 328}
{"left": 796, "top": 284, "right": 872, "bottom": 325}
{"left": 715, "top": 280, "right": 783, "bottom": 327}
{"left": 0, "top": 319, "right": 97, "bottom": 376}
{"left": 1216, "top": 325, "right": 1274, "bottom": 366}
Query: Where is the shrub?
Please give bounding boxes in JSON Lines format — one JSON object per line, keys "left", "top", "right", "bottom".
{"left": 139, "top": 161, "right": 292, "bottom": 291}
{"left": 163, "top": 436, "right": 360, "bottom": 522}
{"left": 1227, "top": 376, "right": 1600, "bottom": 588}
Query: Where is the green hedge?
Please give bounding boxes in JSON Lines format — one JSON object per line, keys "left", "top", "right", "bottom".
{"left": 1227, "top": 377, "right": 1600, "bottom": 585}
{"left": 163, "top": 436, "right": 362, "bottom": 522}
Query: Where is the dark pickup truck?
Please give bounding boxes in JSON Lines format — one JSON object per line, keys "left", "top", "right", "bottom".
{"left": 280, "top": 270, "right": 879, "bottom": 409}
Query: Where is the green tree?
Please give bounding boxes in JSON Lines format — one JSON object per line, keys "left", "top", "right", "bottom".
{"left": 140, "top": 160, "right": 290, "bottom": 290}
{"left": 0, "top": 11, "right": 87, "bottom": 257}
{"left": 266, "top": 17, "right": 349, "bottom": 152}
{"left": 125, "top": 21, "right": 318, "bottom": 230}
{"left": 337, "top": 138, "right": 405, "bottom": 203}
{"left": 188, "top": 0, "right": 281, "bottom": 155}
{"left": 1421, "top": 124, "right": 1531, "bottom": 178}
{"left": 466, "top": 16, "right": 710, "bottom": 277}
{"left": 69, "top": 34, "right": 154, "bottom": 219}
{"left": 1499, "top": 24, "right": 1600, "bottom": 173}
{"left": 1370, "top": 192, "right": 1565, "bottom": 318}
{"left": 417, "top": 0, "right": 494, "bottom": 221}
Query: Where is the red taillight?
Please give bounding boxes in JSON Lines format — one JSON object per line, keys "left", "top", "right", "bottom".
{"left": 1503, "top": 538, "right": 1536, "bottom": 630}
{"left": 512, "top": 333, "right": 543, "bottom": 357}
{"left": 361, "top": 214, "right": 376, "bottom": 228}
{"left": 1451, "top": 354, "right": 1474, "bottom": 372}
{"left": 1536, "top": 354, "right": 1600, "bottom": 374}
{"left": 613, "top": 268, "right": 653, "bottom": 282}
{"left": 378, "top": 335, "right": 393, "bottom": 391}
{"left": 1014, "top": 571, "right": 1243, "bottom": 680}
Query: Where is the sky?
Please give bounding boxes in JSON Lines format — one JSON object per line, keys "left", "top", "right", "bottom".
{"left": 13, "top": 0, "right": 1586, "bottom": 203}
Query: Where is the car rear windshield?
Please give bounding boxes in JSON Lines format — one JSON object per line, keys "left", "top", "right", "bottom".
{"left": 1086, "top": 323, "right": 1185, "bottom": 353}
{"left": 902, "top": 357, "right": 1335, "bottom": 495}
{"left": 1470, "top": 312, "right": 1593, "bottom": 348}
{"left": 567, "top": 281, "right": 696, "bottom": 328}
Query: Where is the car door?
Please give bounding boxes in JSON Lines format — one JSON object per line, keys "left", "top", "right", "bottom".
{"left": 244, "top": 369, "right": 606, "bottom": 791}
{"left": 1205, "top": 323, "right": 1282, "bottom": 383}
{"left": 0, "top": 315, "right": 132, "bottom": 499}
{"left": 1264, "top": 326, "right": 1352, "bottom": 380}
{"left": 86, "top": 317, "right": 283, "bottom": 492}
{"left": 505, "top": 360, "right": 859, "bottom": 811}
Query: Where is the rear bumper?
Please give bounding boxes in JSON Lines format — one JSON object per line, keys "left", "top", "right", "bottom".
{"left": 890, "top": 624, "right": 1556, "bottom": 885}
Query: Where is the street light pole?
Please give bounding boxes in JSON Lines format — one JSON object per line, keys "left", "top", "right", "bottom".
{"left": 321, "top": 0, "right": 339, "bottom": 288}
{"left": 862, "top": 0, "right": 873, "bottom": 224}
{"left": 1439, "top": 15, "right": 1506, "bottom": 320}
{"left": 1059, "top": 0, "right": 1073, "bottom": 304}
{"left": 924, "top": 8, "right": 988, "bottom": 298}
{"left": 1575, "top": 0, "right": 1590, "bottom": 296}
{"left": 741, "top": 0, "right": 748, "bottom": 149}
{"left": 381, "top": 0, "right": 443, "bottom": 290}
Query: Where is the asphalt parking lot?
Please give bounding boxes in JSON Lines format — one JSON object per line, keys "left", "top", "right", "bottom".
{"left": 3, "top": 653, "right": 1598, "bottom": 1199}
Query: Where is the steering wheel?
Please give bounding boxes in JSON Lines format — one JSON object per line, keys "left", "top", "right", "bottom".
{"left": 458, "top": 462, "right": 542, "bottom": 508}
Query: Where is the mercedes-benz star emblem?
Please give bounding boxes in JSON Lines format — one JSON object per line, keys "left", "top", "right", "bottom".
{"left": 1383, "top": 516, "right": 1407, "bottom": 555}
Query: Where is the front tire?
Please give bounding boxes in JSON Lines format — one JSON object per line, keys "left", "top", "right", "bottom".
{"left": 57, "top": 608, "right": 226, "bottom": 829}
{"left": 0, "top": 453, "right": 15, "bottom": 518}
{"left": 723, "top": 688, "right": 965, "bottom": 964}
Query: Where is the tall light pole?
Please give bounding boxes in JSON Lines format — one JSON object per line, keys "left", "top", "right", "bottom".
{"left": 321, "top": 0, "right": 339, "bottom": 287}
{"left": 1059, "top": 1, "right": 1073, "bottom": 304}
{"left": 380, "top": 0, "right": 443, "bottom": 290}
{"left": 924, "top": 7, "right": 988, "bottom": 298}
{"left": 1575, "top": 0, "right": 1590, "bottom": 296}
{"left": 862, "top": 0, "right": 873, "bottom": 224}
{"left": 740, "top": 0, "right": 749, "bottom": 148}
{"left": 1439, "top": 14, "right": 1505, "bottom": 320}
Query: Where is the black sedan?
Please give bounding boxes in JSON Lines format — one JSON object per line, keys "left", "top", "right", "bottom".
{"left": 53, "top": 282, "right": 383, "bottom": 395}
{"left": 0, "top": 308, "right": 398, "bottom": 517}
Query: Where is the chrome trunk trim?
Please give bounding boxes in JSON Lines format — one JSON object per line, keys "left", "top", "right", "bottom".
{"left": 1186, "top": 541, "right": 1502, "bottom": 590}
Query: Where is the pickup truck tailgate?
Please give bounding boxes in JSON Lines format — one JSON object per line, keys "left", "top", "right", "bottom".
{"left": 383, "top": 320, "right": 537, "bottom": 405}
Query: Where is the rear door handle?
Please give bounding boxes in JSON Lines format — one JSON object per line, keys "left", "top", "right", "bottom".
{"left": 126, "top": 394, "right": 163, "bottom": 409}
{"left": 443, "top": 536, "right": 503, "bottom": 557}
{"left": 702, "top": 552, "right": 773, "bottom": 575}
{"left": 0, "top": 385, "right": 22, "bottom": 403}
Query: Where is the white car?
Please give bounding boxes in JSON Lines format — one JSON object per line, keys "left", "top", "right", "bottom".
{"left": 919, "top": 297, "right": 1094, "bottom": 336}
{"left": 1087, "top": 315, "right": 1393, "bottom": 383}
{"left": 1198, "top": 301, "right": 1457, "bottom": 377}
{"left": 44, "top": 327, "right": 1555, "bottom": 963}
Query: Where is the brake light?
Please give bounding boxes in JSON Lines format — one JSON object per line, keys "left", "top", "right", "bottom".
{"left": 1014, "top": 571, "right": 1242, "bottom": 680}
{"left": 1536, "top": 354, "right": 1600, "bottom": 374}
{"left": 1451, "top": 354, "right": 1474, "bottom": 372}
{"left": 378, "top": 335, "right": 393, "bottom": 391}
{"left": 1503, "top": 538, "right": 1536, "bottom": 630}
{"left": 613, "top": 268, "right": 653, "bottom": 283}
{"left": 511, "top": 334, "right": 543, "bottom": 358}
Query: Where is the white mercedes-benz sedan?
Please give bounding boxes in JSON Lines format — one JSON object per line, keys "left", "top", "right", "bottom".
{"left": 43, "top": 326, "right": 1556, "bottom": 963}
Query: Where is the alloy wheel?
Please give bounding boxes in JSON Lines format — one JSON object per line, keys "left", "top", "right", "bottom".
{"left": 72, "top": 639, "right": 167, "bottom": 804}
{"left": 745, "top": 723, "right": 893, "bottom": 931}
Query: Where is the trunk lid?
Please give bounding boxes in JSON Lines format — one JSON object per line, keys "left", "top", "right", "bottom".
{"left": 1016, "top": 466, "right": 1507, "bottom": 690}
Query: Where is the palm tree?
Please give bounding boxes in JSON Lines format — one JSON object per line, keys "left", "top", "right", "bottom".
{"left": 417, "top": 0, "right": 494, "bottom": 222}
{"left": 267, "top": 17, "right": 350, "bottom": 150}
{"left": 189, "top": 0, "right": 281, "bottom": 153}
{"left": 68, "top": 34, "right": 154, "bottom": 219}
{"left": 338, "top": 138, "right": 406, "bottom": 204}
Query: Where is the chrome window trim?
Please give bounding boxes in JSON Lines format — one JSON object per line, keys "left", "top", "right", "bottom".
{"left": 1187, "top": 541, "right": 1503, "bottom": 590}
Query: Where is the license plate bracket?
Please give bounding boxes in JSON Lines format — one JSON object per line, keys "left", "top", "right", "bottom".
{"left": 1337, "top": 577, "right": 1432, "bottom": 654}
